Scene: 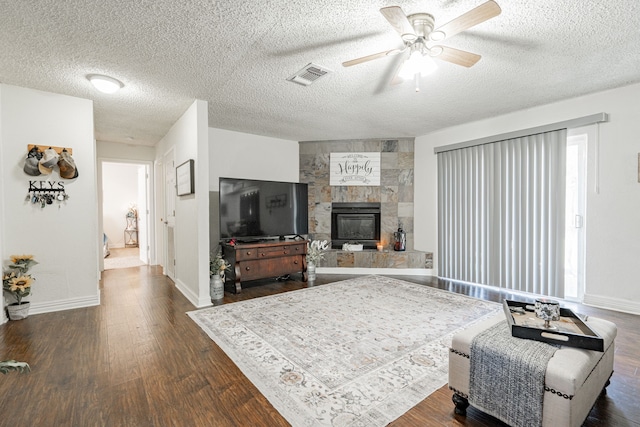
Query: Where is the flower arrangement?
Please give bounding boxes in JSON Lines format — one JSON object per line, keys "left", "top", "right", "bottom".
{"left": 210, "top": 249, "right": 230, "bottom": 278}
{"left": 2, "top": 255, "right": 38, "bottom": 305}
{"left": 307, "top": 240, "right": 329, "bottom": 265}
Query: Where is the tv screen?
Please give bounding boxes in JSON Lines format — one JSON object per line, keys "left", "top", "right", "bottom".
{"left": 219, "top": 177, "right": 308, "bottom": 241}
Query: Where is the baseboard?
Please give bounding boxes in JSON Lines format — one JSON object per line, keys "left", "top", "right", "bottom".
{"left": 317, "top": 267, "right": 434, "bottom": 276}
{"left": 175, "top": 279, "right": 212, "bottom": 309}
{"left": 28, "top": 294, "right": 101, "bottom": 315}
{"left": 583, "top": 293, "right": 640, "bottom": 315}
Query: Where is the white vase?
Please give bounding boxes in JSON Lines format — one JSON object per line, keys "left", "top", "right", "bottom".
{"left": 7, "top": 302, "right": 30, "bottom": 320}
{"left": 307, "top": 262, "right": 316, "bottom": 281}
{"left": 210, "top": 275, "right": 224, "bottom": 301}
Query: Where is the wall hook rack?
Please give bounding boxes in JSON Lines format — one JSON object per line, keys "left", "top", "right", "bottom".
{"left": 26, "top": 188, "right": 69, "bottom": 208}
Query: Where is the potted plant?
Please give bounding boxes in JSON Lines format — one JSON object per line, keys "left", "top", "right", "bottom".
{"left": 306, "top": 240, "right": 328, "bottom": 281}
{"left": 2, "top": 255, "right": 38, "bottom": 320}
{"left": 209, "top": 249, "right": 230, "bottom": 301}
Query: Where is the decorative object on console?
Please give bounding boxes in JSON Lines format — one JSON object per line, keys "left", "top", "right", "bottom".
{"left": 306, "top": 239, "right": 328, "bottom": 281}
{"left": 394, "top": 226, "right": 406, "bottom": 251}
{"left": 534, "top": 298, "right": 561, "bottom": 329}
{"left": 2, "top": 255, "right": 38, "bottom": 320}
{"left": 342, "top": 242, "right": 364, "bottom": 251}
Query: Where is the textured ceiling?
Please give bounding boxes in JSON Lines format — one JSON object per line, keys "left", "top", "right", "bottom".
{"left": 1, "top": 0, "right": 639, "bottom": 146}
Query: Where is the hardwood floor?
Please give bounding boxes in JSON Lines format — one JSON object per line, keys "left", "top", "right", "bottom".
{"left": 0, "top": 267, "right": 638, "bottom": 426}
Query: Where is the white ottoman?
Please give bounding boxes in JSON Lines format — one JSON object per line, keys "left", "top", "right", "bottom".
{"left": 448, "top": 313, "right": 616, "bottom": 427}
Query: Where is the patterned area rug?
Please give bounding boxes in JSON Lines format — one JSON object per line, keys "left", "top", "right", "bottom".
{"left": 188, "top": 275, "right": 501, "bottom": 427}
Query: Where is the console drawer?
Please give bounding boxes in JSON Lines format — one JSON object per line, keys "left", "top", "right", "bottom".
{"left": 236, "top": 249, "right": 260, "bottom": 261}
{"left": 256, "top": 244, "right": 304, "bottom": 259}
{"left": 240, "top": 256, "right": 304, "bottom": 281}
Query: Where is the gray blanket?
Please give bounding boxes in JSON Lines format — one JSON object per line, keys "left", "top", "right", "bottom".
{"left": 469, "top": 320, "right": 558, "bottom": 427}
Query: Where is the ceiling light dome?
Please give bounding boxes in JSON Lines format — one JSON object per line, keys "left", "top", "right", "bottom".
{"left": 87, "top": 74, "right": 123, "bottom": 94}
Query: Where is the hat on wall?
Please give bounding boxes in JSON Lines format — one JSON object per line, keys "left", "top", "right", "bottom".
{"left": 38, "top": 147, "right": 59, "bottom": 175}
{"left": 57, "top": 148, "right": 78, "bottom": 179}
{"left": 23, "top": 146, "right": 43, "bottom": 176}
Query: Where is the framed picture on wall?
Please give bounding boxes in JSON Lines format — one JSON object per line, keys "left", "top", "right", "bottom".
{"left": 176, "top": 159, "right": 194, "bottom": 196}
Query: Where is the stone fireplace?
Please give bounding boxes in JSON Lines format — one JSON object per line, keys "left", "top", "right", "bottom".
{"left": 331, "top": 202, "right": 381, "bottom": 249}
{"left": 299, "top": 138, "right": 432, "bottom": 269}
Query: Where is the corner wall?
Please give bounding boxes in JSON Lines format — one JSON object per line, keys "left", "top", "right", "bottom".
{"left": 299, "top": 138, "right": 416, "bottom": 250}
{"left": 155, "top": 100, "right": 210, "bottom": 308}
{"left": 415, "top": 82, "right": 640, "bottom": 314}
{"left": 0, "top": 84, "right": 99, "bottom": 315}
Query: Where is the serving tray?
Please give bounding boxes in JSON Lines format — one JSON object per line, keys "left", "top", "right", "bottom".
{"left": 503, "top": 300, "right": 604, "bottom": 351}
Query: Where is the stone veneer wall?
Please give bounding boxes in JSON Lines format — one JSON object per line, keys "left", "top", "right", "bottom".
{"left": 300, "top": 138, "right": 433, "bottom": 269}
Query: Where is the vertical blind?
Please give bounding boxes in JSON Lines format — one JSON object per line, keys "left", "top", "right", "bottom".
{"left": 437, "top": 129, "right": 567, "bottom": 297}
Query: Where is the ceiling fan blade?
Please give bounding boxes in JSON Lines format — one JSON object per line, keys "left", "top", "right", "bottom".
{"left": 390, "top": 51, "right": 409, "bottom": 85}
{"left": 342, "top": 48, "right": 403, "bottom": 67}
{"left": 380, "top": 6, "right": 417, "bottom": 41}
{"left": 430, "top": 0, "right": 501, "bottom": 41}
{"left": 432, "top": 46, "right": 481, "bottom": 67}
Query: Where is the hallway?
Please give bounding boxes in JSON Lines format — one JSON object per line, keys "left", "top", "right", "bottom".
{"left": 104, "top": 247, "right": 146, "bottom": 270}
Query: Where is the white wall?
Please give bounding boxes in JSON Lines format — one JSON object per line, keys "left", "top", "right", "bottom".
{"left": 155, "top": 100, "right": 210, "bottom": 308}
{"left": 97, "top": 140, "right": 155, "bottom": 162}
{"left": 415, "top": 82, "right": 640, "bottom": 314}
{"left": 208, "top": 128, "right": 300, "bottom": 190}
{"left": 102, "top": 162, "right": 141, "bottom": 248}
{"left": 207, "top": 128, "right": 299, "bottom": 249}
{"left": 0, "top": 84, "right": 99, "bottom": 315}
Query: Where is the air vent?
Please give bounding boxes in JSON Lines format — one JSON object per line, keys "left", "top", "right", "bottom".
{"left": 286, "top": 63, "right": 331, "bottom": 86}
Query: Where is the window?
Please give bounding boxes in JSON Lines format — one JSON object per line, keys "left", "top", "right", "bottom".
{"left": 437, "top": 129, "right": 567, "bottom": 297}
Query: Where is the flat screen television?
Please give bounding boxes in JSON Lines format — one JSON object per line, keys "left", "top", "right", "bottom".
{"left": 219, "top": 177, "right": 308, "bottom": 241}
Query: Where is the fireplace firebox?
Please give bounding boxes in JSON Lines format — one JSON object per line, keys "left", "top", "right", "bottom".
{"left": 331, "top": 202, "right": 381, "bottom": 249}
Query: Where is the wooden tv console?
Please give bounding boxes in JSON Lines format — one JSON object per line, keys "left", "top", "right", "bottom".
{"left": 222, "top": 240, "right": 307, "bottom": 293}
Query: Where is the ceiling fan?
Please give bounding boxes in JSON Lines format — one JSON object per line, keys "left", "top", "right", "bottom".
{"left": 342, "top": 1, "right": 501, "bottom": 91}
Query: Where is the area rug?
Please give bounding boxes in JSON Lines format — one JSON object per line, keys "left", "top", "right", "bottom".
{"left": 188, "top": 275, "right": 501, "bottom": 427}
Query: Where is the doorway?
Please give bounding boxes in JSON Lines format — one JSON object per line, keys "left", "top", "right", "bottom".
{"left": 100, "top": 160, "right": 152, "bottom": 270}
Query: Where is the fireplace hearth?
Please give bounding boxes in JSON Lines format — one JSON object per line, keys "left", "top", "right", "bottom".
{"left": 331, "top": 202, "right": 381, "bottom": 249}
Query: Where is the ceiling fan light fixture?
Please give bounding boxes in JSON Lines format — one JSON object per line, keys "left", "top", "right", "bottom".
{"left": 87, "top": 74, "right": 124, "bottom": 94}
{"left": 429, "top": 30, "right": 446, "bottom": 41}
{"left": 398, "top": 50, "right": 437, "bottom": 80}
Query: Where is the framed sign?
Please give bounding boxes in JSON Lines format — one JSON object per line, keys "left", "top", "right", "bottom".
{"left": 176, "top": 159, "right": 194, "bottom": 196}
{"left": 330, "top": 152, "right": 381, "bottom": 186}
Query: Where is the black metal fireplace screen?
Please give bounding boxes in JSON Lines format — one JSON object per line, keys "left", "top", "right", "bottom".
{"left": 331, "top": 202, "right": 381, "bottom": 249}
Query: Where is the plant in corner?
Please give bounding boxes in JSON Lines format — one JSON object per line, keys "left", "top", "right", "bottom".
{"left": 2, "top": 254, "right": 38, "bottom": 320}
{"left": 209, "top": 249, "right": 230, "bottom": 300}
{"left": 210, "top": 249, "right": 230, "bottom": 279}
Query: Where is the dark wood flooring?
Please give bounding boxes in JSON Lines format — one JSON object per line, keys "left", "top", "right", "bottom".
{"left": 0, "top": 267, "right": 638, "bottom": 426}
